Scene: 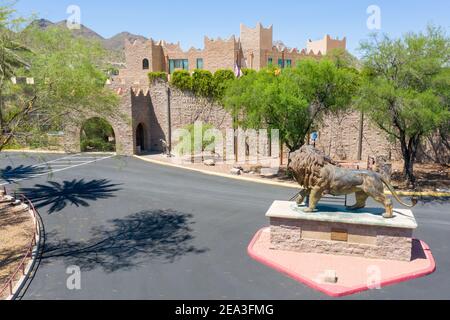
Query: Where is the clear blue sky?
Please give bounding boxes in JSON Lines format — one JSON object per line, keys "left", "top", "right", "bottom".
{"left": 12, "top": 0, "right": 450, "bottom": 55}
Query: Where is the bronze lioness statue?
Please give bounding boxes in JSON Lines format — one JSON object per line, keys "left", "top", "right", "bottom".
{"left": 289, "top": 145, "right": 417, "bottom": 218}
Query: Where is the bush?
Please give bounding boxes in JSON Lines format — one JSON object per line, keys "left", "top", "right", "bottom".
{"left": 170, "top": 70, "right": 192, "bottom": 91}
{"left": 242, "top": 68, "right": 256, "bottom": 76}
{"left": 191, "top": 69, "right": 214, "bottom": 98}
{"left": 80, "top": 118, "right": 116, "bottom": 152}
{"left": 148, "top": 72, "right": 168, "bottom": 84}
{"left": 213, "top": 69, "right": 235, "bottom": 102}
{"left": 175, "top": 123, "right": 216, "bottom": 156}
{"left": 81, "top": 138, "right": 115, "bottom": 152}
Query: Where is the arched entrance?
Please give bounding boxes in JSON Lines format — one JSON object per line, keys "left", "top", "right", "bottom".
{"left": 136, "top": 123, "right": 145, "bottom": 154}
{"left": 80, "top": 117, "right": 116, "bottom": 152}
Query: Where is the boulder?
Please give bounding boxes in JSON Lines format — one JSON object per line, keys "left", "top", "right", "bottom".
{"left": 230, "top": 168, "right": 242, "bottom": 175}
{"left": 260, "top": 167, "right": 280, "bottom": 177}
{"left": 203, "top": 159, "right": 215, "bottom": 166}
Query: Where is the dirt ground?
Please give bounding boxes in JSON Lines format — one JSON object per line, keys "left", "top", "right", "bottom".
{"left": 0, "top": 199, "right": 35, "bottom": 298}
{"left": 391, "top": 162, "right": 450, "bottom": 191}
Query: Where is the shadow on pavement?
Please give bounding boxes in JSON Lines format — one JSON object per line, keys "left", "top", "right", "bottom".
{"left": 0, "top": 165, "right": 47, "bottom": 183}
{"left": 417, "top": 196, "right": 450, "bottom": 205}
{"left": 20, "top": 179, "right": 122, "bottom": 214}
{"left": 41, "top": 209, "right": 208, "bottom": 272}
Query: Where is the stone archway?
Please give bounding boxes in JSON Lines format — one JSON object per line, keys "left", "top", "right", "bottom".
{"left": 63, "top": 111, "right": 133, "bottom": 155}
{"left": 80, "top": 117, "right": 117, "bottom": 152}
{"left": 135, "top": 123, "right": 146, "bottom": 154}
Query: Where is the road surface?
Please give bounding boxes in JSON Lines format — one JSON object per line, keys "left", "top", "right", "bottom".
{"left": 0, "top": 152, "right": 449, "bottom": 299}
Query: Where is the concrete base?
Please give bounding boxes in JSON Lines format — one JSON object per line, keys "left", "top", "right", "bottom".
{"left": 266, "top": 201, "right": 418, "bottom": 261}
{"left": 248, "top": 228, "right": 436, "bottom": 297}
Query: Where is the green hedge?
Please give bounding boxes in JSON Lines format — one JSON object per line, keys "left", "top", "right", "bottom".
{"left": 192, "top": 69, "right": 214, "bottom": 97}
{"left": 170, "top": 69, "right": 235, "bottom": 102}
{"left": 241, "top": 68, "right": 256, "bottom": 76}
{"left": 213, "top": 69, "right": 235, "bottom": 102}
{"left": 170, "top": 70, "right": 192, "bottom": 91}
{"left": 148, "top": 72, "right": 168, "bottom": 84}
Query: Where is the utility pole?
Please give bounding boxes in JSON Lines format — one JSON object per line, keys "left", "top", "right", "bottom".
{"left": 357, "top": 111, "right": 364, "bottom": 161}
{"left": 167, "top": 87, "right": 172, "bottom": 156}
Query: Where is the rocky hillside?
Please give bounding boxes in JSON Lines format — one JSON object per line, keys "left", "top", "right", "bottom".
{"left": 30, "top": 19, "right": 147, "bottom": 60}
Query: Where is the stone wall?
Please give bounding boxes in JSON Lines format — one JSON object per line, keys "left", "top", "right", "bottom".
{"left": 63, "top": 86, "right": 134, "bottom": 155}
{"left": 270, "top": 217, "right": 413, "bottom": 261}
{"left": 315, "top": 110, "right": 402, "bottom": 162}
{"left": 148, "top": 81, "right": 234, "bottom": 151}
{"left": 63, "top": 81, "right": 448, "bottom": 163}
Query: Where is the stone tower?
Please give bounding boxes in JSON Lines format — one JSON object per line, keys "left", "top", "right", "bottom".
{"left": 239, "top": 23, "right": 273, "bottom": 70}
{"left": 306, "top": 35, "right": 347, "bottom": 55}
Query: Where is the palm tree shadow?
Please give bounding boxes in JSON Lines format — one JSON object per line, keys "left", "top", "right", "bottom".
{"left": 20, "top": 179, "right": 122, "bottom": 214}
{"left": 0, "top": 165, "right": 47, "bottom": 183}
{"left": 42, "top": 210, "right": 208, "bottom": 272}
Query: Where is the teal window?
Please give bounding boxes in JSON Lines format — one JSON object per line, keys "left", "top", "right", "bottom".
{"left": 278, "top": 58, "right": 284, "bottom": 67}
{"left": 196, "top": 58, "right": 204, "bottom": 69}
{"left": 268, "top": 57, "right": 273, "bottom": 66}
{"left": 169, "top": 59, "right": 189, "bottom": 74}
{"left": 286, "top": 59, "right": 292, "bottom": 68}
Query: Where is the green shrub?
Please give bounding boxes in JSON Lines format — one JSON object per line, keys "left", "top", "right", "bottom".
{"left": 213, "top": 69, "right": 235, "bottom": 102}
{"left": 81, "top": 138, "right": 115, "bottom": 152}
{"left": 170, "top": 70, "right": 192, "bottom": 91}
{"left": 175, "top": 123, "right": 216, "bottom": 156}
{"left": 80, "top": 118, "right": 116, "bottom": 152}
{"left": 242, "top": 68, "right": 256, "bottom": 76}
{"left": 191, "top": 69, "right": 214, "bottom": 98}
{"left": 148, "top": 72, "right": 168, "bottom": 84}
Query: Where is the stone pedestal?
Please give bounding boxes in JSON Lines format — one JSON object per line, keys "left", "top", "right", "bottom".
{"left": 266, "top": 201, "right": 418, "bottom": 262}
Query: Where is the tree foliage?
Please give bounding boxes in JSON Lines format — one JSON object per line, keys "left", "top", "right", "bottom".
{"left": 170, "top": 68, "right": 235, "bottom": 102}
{"left": 148, "top": 71, "right": 167, "bottom": 83}
{"left": 223, "top": 60, "right": 359, "bottom": 153}
{"left": 0, "top": 4, "right": 120, "bottom": 151}
{"left": 357, "top": 25, "right": 450, "bottom": 186}
{"left": 81, "top": 117, "right": 115, "bottom": 152}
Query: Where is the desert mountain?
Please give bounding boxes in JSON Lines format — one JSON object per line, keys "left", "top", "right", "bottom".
{"left": 30, "top": 19, "right": 147, "bottom": 53}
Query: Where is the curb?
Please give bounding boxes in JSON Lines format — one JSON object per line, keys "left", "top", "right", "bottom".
{"left": 248, "top": 228, "right": 436, "bottom": 298}
{"left": 1, "top": 150, "right": 118, "bottom": 156}
{"left": 134, "top": 155, "right": 450, "bottom": 198}
{"left": 1, "top": 149, "right": 67, "bottom": 154}
{"left": 133, "top": 155, "right": 299, "bottom": 189}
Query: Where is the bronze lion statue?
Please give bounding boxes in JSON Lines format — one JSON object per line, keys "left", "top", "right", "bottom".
{"left": 289, "top": 145, "right": 417, "bottom": 218}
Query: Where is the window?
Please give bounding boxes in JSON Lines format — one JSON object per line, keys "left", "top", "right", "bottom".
{"left": 143, "top": 58, "right": 149, "bottom": 70}
{"left": 196, "top": 58, "right": 204, "bottom": 69}
{"left": 268, "top": 57, "right": 273, "bottom": 66}
{"left": 286, "top": 59, "right": 292, "bottom": 68}
{"left": 278, "top": 58, "right": 284, "bottom": 68}
{"left": 169, "top": 59, "right": 189, "bottom": 74}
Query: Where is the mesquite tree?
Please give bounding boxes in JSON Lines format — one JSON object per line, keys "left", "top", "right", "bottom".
{"left": 357, "top": 25, "right": 450, "bottom": 187}
{"left": 223, "top": 59, "right": 359, "bottom": 154}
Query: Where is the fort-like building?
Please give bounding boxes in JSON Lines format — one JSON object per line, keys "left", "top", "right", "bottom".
{"left": 115, "top": 23, "right": 346, "bottom": 85}
{"left": 62, "top": 23, "right": 446, "bottom": 165}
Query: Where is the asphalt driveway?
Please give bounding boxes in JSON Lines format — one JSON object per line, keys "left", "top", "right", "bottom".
{"left": 0, "top": 152, "right": 449, "bottom": 299}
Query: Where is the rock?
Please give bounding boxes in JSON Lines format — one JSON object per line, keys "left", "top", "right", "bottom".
{"left": 260, "top": 167, "right": 279, "bottom": 177}
{"left": 230, "top": 168, "right": 242, "bottom": 175}
{"left": 203, "top": 159, "right": 215, "bottom": 166}
{"left": 250, "top": 165, "right": 263, "bottom": 174}
{"left": 319, "top": 270, "right": 338, "bottom": 284}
